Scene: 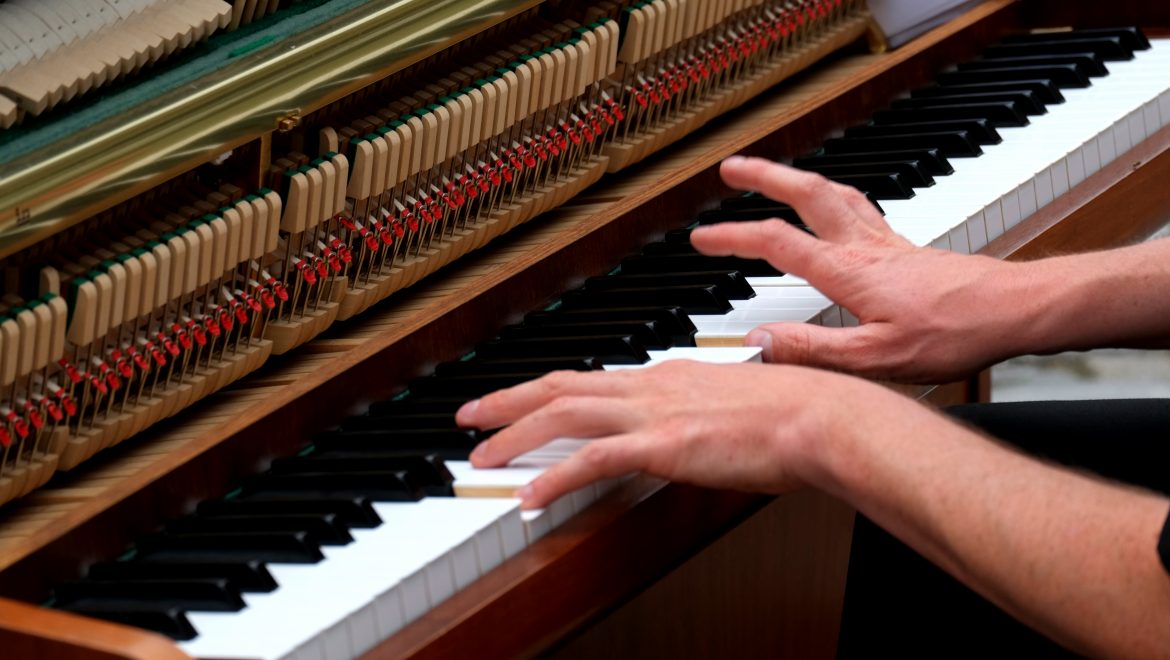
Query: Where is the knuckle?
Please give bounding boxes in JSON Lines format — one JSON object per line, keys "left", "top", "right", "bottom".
{"left": 841, "top": 185, "right": 869, "bottom": 206}
{"left": 539, "top": 370, "right": 577, "bottom": 395}
{"left": 577, "top": 442, "right": 616, "bottom": 472}
{"left": 779, "top": 326, "right": 815, "bottom": 365}
{"left": 791, "top": 172, "right": 833, "bottom": 201}
{"left": 831, "top": 245, "right": 876, "bottom": 272}
{"left": 542, "top": 395, "right": 585, "bottom": 421}
{"left": 842, "top": 329, "right": 895, "bottom": 375}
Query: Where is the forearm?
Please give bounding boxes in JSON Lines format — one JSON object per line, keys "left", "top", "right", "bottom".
{"left": 812, "top": 395, "right": 1170, "bottom": 656}
{"left": 1010, "top": 237, "right": 1170, "bottom": 354}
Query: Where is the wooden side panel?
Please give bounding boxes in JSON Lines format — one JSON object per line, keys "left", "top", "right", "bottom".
{"left": 0, "top": 597, "right": 191, "bottom": 660}
{"left": 548, "top": 491, "right": 855, "bottom": 660}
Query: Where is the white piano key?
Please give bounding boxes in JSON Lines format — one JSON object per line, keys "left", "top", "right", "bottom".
{"left": 1066, "top": 146, "right": 1087, "bottom": 188}
{"left": 1000, "top": 187, "right": 1021, "bottom": 230}
{"left": 1099, "top": 125, "right": 1120, "bottom": 164}
{"left": 1017, "top": 180, "right": 1037, "bottom": 220}
{"left": 744, "top": 274, "right": 808, "bottom": 287}
{"left": 1050, "top": 158, "right": 1070, "bottom": 198}
{"left": 1129, "top": 107, "right": 1149, "bottom": 145}
{"left": 965, "top": 211, "right": 988, "bottom": 252}
{"left": 1143, "top": 99, "right": 1162, "bottom": 137}
{"left": 948, "top": 225, "right": 970, "bottom": 255}
{"left": 181, "top": 499, "right": 520, "bottom": 660}
{"left": 1083, "top": 135, "right": 1103, "bottom": 174}
{"left": 1034, "top": 166, "right": 1054, "bottom": 209}
{"left": 822, "top": 305, "right": 843, "bottom": 328}
{"left": 645, "top": 346, "right": 763, "bottom": 363}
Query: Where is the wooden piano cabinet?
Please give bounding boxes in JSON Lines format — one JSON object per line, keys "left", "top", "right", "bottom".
{"left": 0, "top": 597, "right": 189, "bottom": 660}
{"left": 548, "top": 490, "right": 855, "bottom": 660}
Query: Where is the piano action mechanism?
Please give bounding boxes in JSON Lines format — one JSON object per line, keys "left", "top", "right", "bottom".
{"left": 0, "top": 0, "right": 1168, "bottom": 657}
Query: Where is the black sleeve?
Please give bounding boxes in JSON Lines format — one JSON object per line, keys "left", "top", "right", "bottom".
{"left": 1160, "top": 508, "right": 1170, "bottom": 576}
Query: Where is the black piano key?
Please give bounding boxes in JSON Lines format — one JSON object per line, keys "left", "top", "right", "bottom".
{"left": 793, "top": 148, "right": 954, "bottom": 176}
{"left": 665, "top": 228, "right": 699, "bottom": 243}
{"left": 697, "top": 207, "right": 806, "bottom": 226}
{"left": 165, "top": 513, "right": 353, "bottom": 546}
{"left": 824, "top": 172, "right": 915, "bottom": 200}
{"left": 55, "top": 603, "right": 196, "bottom": 641}
{"left": 245, "top": 471, "right": 427, "bottom": 502}
{"left": 313, "top": 428, "right": 481, "bottom": 460}
{"left": 936, "top": 65, "right": 1090, "bottom": 89}
{"left": 620, "top": 253, "right": 779, "bottom": 277}
{"left": 795, "top": 161, "right": 934, "bottom": 188}
{"left": 964, "top": 53, "right": 1108, "bottom": 77}
{"left": 561, "top": 286, "right": 734, "bottom": 316}
{"left": 892, "top": 91, "right": 1045, "bottom": 116}
{"left": 720, "top": 194, "right": 789, "bottom": 211}
{"left": 54, "top": 578, "right": 246, "bottom": 613}
{"left": 405, "top": 373, "right": 548, "bottom": 398}
{"left": 268, "top": 454, "right": 454, "bottom": 497}
{"left": 640, "top": 241, "right": 713, "bottom": 255}
{"left": 871, "top": 103, "right": 1029, "bottom": 128}
{"left": 586, "top": 270, "right": 756, "bottom": 300}
{"left": 135, "top": 531, "right": 325, "bottom": 564}
{"left": 911, "top": 80, "right": 1064, "bottom": 104}
{"left": 1000, "top": 27, "right": 1148, "bottom": 52}
{"left": 822, "top": 132, "right": 982, "bottom": 158}
{"left": 435, "top": 356, "right": 602, "bottom": 377}
{"left": 477, "top": 334, "right": 651, "bottom": 363}
{"left": 367, "top": 397, "right": 472, "bottom": 417}
{"left": 852, "top": 118, "right": 1000, "bottom": 146}
{"left": 720, "top": 191, "right": 884, "bottom": 214}
{"left": 524, "top": 307, "right": 696, "bottom": 344}
{"left": 341, "top": 412, "right": 462, "bottom": 431}
{"left": 501, "top": 322, "right": 672, "bottom": 350}
{"left": 86, "top": 560, "right": 279, "bottom": 593}
{"left": 197, "top": 497, "right": 382, "bottom": 529}
{"left": 982, "top": 38, "right": 1132, "bottom": 62}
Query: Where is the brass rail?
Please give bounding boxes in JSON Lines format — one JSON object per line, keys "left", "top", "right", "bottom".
{"left": 0, "top": 0, "right": 543, "bottom": 260}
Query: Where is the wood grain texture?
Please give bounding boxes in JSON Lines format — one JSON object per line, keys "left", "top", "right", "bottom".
{"left": 547, "top": 491, "right": 855, "bottom": 660}
{"left": 0, "top": 597, "right": 191, "bottom": 660}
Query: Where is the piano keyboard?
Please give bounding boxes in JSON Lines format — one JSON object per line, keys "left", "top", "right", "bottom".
{"left": 694, "top": 29, "right": 1170, "bottom": 345}
{"left": 41, "top": 25, "right": 1170, "bottom": 660}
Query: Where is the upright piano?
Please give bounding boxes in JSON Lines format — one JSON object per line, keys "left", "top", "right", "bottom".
{"left": 0, "top": 1, "right": 1169, "bottom": 658}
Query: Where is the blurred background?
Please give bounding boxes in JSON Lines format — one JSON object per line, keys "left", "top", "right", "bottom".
{"left": 991, "top": 224, "right": 1170, "bottom": 402}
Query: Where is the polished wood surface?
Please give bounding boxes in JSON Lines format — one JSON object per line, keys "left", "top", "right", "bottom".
{"left": 0, "top": 597, "right": 189, "bottom": 660}
{"left": 548, "top": 490, "right": 855, "bottom": 660}
{"left": 3, "top": 1, "right": 1170, "bottom": 658}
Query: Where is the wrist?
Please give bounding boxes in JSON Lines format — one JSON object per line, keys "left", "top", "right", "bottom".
{"left": 793, "top": 375, "right": 922, "bottom": 500}
{"left": 974, "top": 256, "right": 1075, "bottom": 361}
{"left": 995, "top": 238, "right": 1170, "bottom": 355}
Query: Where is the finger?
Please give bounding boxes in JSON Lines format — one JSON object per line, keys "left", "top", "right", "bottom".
{"left": 690, "top": 219, "right": 838, "bottom": 283}
{"left": 518, "top": 434, "right": 648, "bottom": 509}
{"left": 745, "top": 321, "right": 893, "bottom": 376}
{"left": 457, "top": 369, "right": 635, "bottom": 431}
{"left": 719, "top": 156, "right": 871, "bottom": 243}
{"left": 470, "top": 395, "right": 637, "bottom": 468}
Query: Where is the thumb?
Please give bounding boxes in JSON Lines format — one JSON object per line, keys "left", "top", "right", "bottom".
{"left": 746, "top": 322, "right": 888, "bottom": 375}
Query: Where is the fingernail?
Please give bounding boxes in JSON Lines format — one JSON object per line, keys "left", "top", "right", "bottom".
{"left": 470, "top": 441, "right": 489, "bottom": 464}
{"left": 745, "top": 328, "right": 773, "bottom": 361}
{"left": 723, "top": 155, "right": 747, "bottom": 167}
{"left": 457, "top": 398, "right": 479, "bottom": 421}
{"left": 516, "top": 483, "right": 534, "bottom": 502}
